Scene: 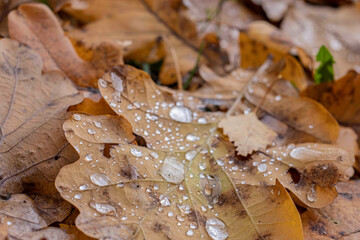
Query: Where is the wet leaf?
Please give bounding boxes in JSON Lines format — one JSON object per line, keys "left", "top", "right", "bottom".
{"left": 0, "top": 38, "right": 83, "bottom": 224}
{"left": 56, "top": 65, "right": 304, "bottom": 239}
{"left": 219, "top": 112, "right": 277, "bottom": 156}
{"left": 8, "top": 3, "right": 122, "bottom": 87}
{"left": 301, "top": 180, "right": 360, "bottom": 239}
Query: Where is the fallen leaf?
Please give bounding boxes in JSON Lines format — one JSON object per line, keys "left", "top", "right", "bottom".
{"left": 239, "top": 21, "right": 313, "bottom": 91}
{"left": 68, "top": 98, "right": 117, "bottom": 116}
{"left": 0, "top": 38, "right": 82, "bottom": 224}
{"left": 219, "top": 112, "right": 277, "bottom": 156}
{"left": 301, "top": 180, "right": 360, "bottom": 239}
{"left": 245, "top": 66, "right": 340, "bottom": 143}
{"left": 0, "top": 194, "right": 70, "bottom": 240}
{"left": 8, "top": 3, "right": 122, "bottom": 87}
{"left": 245, "top": 0, "right": 294, "bottom": 22}
{"left": 281, "top": 1, "right": 360, "bottom": 79}
{"left": 56, "top": 64, "right": 305, "bottom": 239}
{"left": 335, "top": 126, "right": 359, "bottom": 157}
{"left": 301, "top": 70, "right": 360, "bottom": 125}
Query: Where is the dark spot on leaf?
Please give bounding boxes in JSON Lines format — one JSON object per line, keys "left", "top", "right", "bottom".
{"left": 103, "top": 143, "right": 117, "bottom": 158}
{"left": 339, "top": 192, "right": 353, "bottom": 200}
{"left": 288, "top": 167, "right": 301, "bottom": 184}
{"left": 134, "top": 133, "right": 147, "bottom": 146}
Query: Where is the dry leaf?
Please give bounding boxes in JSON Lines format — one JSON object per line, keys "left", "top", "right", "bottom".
{"left": 0, "top": 38, "right": 82, "bottom": 223}
{"left": 247, "top": 0, "right": 294, "bottom": 22}
{"left": 301, "top": 70, "right": 360, "bottom": 125}
{"left": 281, "top": 1, "right": 360, "bottom": 79}
{"left": 301, "top": 180, "right": 360, "bottom": 239}
{"left": 335, "top": 126, "right": 359, "bottom": 157}
{"left": 0, "top": 194, "right": 69, "bottom": 240}
{"left": 68, "top": 98, "right": 117, "bottom": 116}
{"left": 239, "top": 21, "right": 313, "bottom": 91}
{"left": 219, "top": 112, "right": 277, "bottom": 156}
{"left": 8, "top": 3, "right": 122, "bottom": 87}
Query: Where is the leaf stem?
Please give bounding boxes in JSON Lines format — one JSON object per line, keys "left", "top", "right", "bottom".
{"left": 183, "top": 40, "right": 205, "bottom": 90}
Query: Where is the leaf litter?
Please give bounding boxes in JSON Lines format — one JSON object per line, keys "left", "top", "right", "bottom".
{"left": 0, "top": 0, "right": 359, "bottom": 239}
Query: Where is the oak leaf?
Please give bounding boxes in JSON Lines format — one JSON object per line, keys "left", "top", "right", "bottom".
{"left": 219, "top": 112, "right": 277, "bottom": 156}
{"left": 0, "top": 38, "right": 83, "bottom": 224}
{"left": 56, "top": 65, "right": 305, "bottom": 239}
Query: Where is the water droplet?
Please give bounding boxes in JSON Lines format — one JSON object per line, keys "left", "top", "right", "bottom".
{"left": 190, "top": 223, "right": 197, "bottom": 229}
{"left": 290, "top": 147, "right": 323, "bottom": 160}
{"left": 79, "top": 184, "right": 88, "bottom": 190}
{"left": 111, "top": 72, "right": 123, "bottom": 92}
{"left": 197, "top": 117, "right": 207, "bottom": 124}
{"left": 116, "top": 182, "right": 124, "bottom": 187}
{"left": 275, "top": 95, "right": 282, "bottom": 101}
{"left": 160, "top": 156, "right": 185, "bottom": 184}
{"left": 84, "top": 154, "right": 93, "bottom": 162}
{"left": 186, "top": 230, "right": 194, "bottom": 236}
{"left": 257, "top": 163, "right": 267, "bottom": 172}
{"left": 150, "top": 152, "right": 159, "bottom": 159}
{"left": 72, "top": 114, "right": 81, "bottom": 121}
{"left": 307, "top": 184, "right": 317, "bottom": 203}
{"left": 186, "top": 134, "right": 198, "bottom": 142}
{"left": 90, "top": 202, "right": 116, "bottom": 215}
{"left": 308, "top": 125, "right": 314, "bottom": 129}
{"left": 130, "top": 148, "right": 143, "bottom": 157}
{"left": 185, "top": 150, "right": 197, "bottom": 161}
{"left": 205, "top": 218, "right": 228, "bottom": 240}
{"left": 88, "top": 129, "right": 95, "bottom": 135}
{"left": 94, "top": 121, "right": 102, "bottom": 128}
{"left": 160, "top": 196, "right": 171, "bottom": 207}
{"left": 199, "top": 162, "right": 207, "bottom": 170}
{"left": 98, "top": 78, "right": 108, "bottom": 88}
{"left": 178, "top": 204, "right": 192, "bottom": 214}
{"left": 74, "top": 194, "right": 82, "bottom": 199}
{"left": 90, "top": 173, "right": 111, "bottom": 186}
{"left": 169, "top": 106, "right": 193, "bottom": 123}
{"left": 167, "top": 211, "right": 174, "bottom": 217}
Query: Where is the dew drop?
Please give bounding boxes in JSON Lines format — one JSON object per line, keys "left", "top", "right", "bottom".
{"left": 94, "top": 121, "right": 102, "bottom": 128}
{"left": 150, "top": 152, "right": 159, "bottom": 159}
{"left": 199, "top": 162, "right": 207, "bottom": 170}
{"left": 90, "top": 202, "right": 116, "bottom": 215}
{"left": 74, "top": 194, "right": 82, "bottom": 199}
{"left": 72, "top": 114, "right": 81, "bottom": 121}
{"left": 205, "top": 218, "right": 228, "bottom": 240}
{"left": 160, "top": 196, "right": 171, "bottom": 207}
{"left": 79, "top": 184, "right": 88, "bottom": 190}
{"left": 98, "top": 78, "right": 108, "bottom": 88}
{"left": 90, "top": 173, "right": 111, "bottom": 186}
{"left": 169, "top": 106, "right": 193, "bottom": 123}
{"left": 197, "top": 117, "right": 207, "bottom": 124}
{"left": 307, "top": 184, "right": 317, "bottom": 203}
{"left": 185, "top": 150, "right": 197, "bottom": 161}
{"left": 167, "top": 211, "right": 174, "bottom": 217}
{"left": 186, "top": 230, "right": 194, "bottom": 236}
{"left": 257, "top": 163, "right": 267, "bottom": 173}
{"left": 84, "top": 154, "right": 93, "bottom": 162}
{"left": 274, "top": 95, "right": 282, "bottom": 101}
{"left": 160, "top": 156, "right": 185, "bottom": 184}
{"left": 186, "top": 134, "right": 198, "bottom": 142}
{"left": 130, "top": 148, "right": 143, "bottom": 157}
{"left": 88, "top": 129, "right": 95, "bottom": 135}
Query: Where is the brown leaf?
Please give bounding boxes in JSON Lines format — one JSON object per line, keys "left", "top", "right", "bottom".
{"left": 301, "top": 180, "right": 360, "bottom": 239}
{"left": 301, "top": 70, "right": 360, "bottom": 125}
{"left": 219, "top": 112, "right": 277, "bottom": 156}
{"left": 215, "top": 138, "right": 354, "bottom": 208}
{"left": 68, "top": 98, "right": 117, "bottom": 116}
{"left": 245, "top": 70, "right": 340, "bottom": 143}
{"left": 335, "top": 126, "right": 359, "bottom": 157}
{"left": 244, "top": 0, "right": 294, "bottom": 22}
{"left": 56, "top": 65, "right": 303, "bottom": 239}
{"left": 239, "top": 21, "right": 313, "bottom": 91}
{"left": 0, "top": 38, "right": 82, "bottom": 223}
{"left": 0, "top": 194, "right": 70, "bottom": 240}
{"left": 8, "top": 3, "right": 122, "bottom": 87}
{"left": 281, "top": 1, "right": 360, "bottom": 79}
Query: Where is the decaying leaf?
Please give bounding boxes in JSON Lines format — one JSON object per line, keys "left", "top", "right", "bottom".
{"left": 0, "top": 194, "right": 70, "bottom": 240}
{"left": 219, "top": 112, "right": 277, "bottom": 156}
{"left": 301, "top": 180, "right": 360, "bottom": 239}
{"left": 281, "top": 1, "right": 360, "bottom": 79}
{"left": 68, "top": 98, "right": 117, "bottom": 116}
{"left": 301, "top": 70, "right": 360, "bottom": 125}
{"left": 8, "top": 3, "right": 122, "bottom": 87}
{"left": 0, "top": 38, "right": 82, "bottom": 223}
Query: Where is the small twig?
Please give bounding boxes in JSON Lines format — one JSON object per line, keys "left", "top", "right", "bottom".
{"left": 162, "top": 35, "right": 183, "bottom": 91}
{"left": 183, "top": 41, "right": 205, "bottom": 90}
{"left": 226, "top": 58, "right": 273, "bottom": 117}
{"left": 253, "top": 78, "right": 281, "bottom": 114}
